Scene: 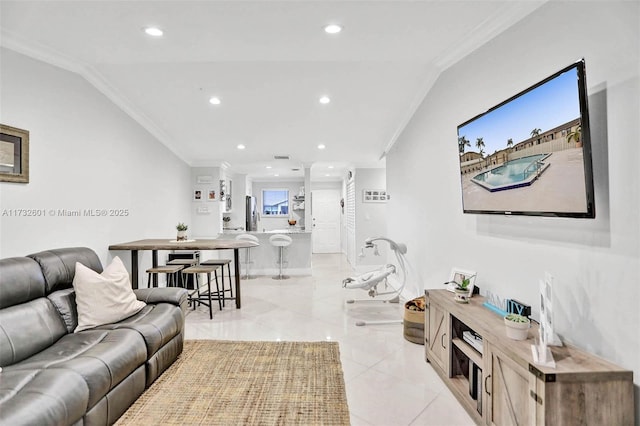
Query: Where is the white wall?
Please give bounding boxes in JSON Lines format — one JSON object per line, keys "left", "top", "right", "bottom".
{"left": 354, "top": 168, "right": 387, "bottom": 267}
{"left": 0, "top": 48, "right": 191, "bottom": 274}
{"left": 190, "top": 166, "right": 223, "bottom": 237}
{"left": 386, "top": 1, "right": 640, "bottom": 417}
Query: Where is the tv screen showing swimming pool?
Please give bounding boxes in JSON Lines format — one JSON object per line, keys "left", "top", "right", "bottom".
{"left": 457, "top": 59, "right": 595, "bottom": 218}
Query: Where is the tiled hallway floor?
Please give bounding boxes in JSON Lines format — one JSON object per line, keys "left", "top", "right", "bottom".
{"left": 184, "top": 253, "right": 475, "bottom": 426}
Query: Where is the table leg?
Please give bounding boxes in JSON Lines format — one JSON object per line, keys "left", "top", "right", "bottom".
{"left": 234, "top": 248, "right": 241, "bottom": 309}
{"left": 152, "top": 250, "right": 158, "bottom": 287}
{"left": 131, "top": 250, "right": 139, "bottom": 289}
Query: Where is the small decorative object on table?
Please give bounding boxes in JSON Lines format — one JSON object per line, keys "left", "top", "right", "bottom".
{"left": 288, "top": 219, "right": 297, "bottom": 226}
{"left": 176, "top": 222, "right": 188, "bottom": 241}
{"left": 504, "top": 313, "right": 530, "bottom": 340}
{"left": 445, "top": 268, "right": 476, "bottom": 303}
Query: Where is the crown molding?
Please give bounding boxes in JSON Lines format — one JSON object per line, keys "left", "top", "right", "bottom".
{"left": 380, "top": 1, "right": 547, "bottom": 160}
{"left": 1, "top": 29, "right": 188, "bottom": 165}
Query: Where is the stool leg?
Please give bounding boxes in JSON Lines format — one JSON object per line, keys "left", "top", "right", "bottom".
{"left": 227, "top": 263, "right": 233, "bottom": 298}
{"left": 215, "top": 269, "right": 225, "bottom": 308}
{"left": 193, "top": 274, "right": 200, "bottom": 310}
{"left": 206, "top": 273, "right": 213, "bottom": 319}
{"left": 213, "top": 271, "right": 222, "bottom": 311}
{"left": 244, "top": 249, "right": 250, "bottom": 279}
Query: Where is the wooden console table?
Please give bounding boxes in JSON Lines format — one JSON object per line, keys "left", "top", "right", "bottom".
{"left": 109, "top": 238, "right": 259, "bottom": 308}
{"left": 424, "top": 289, "right": 634, "bottom": 425}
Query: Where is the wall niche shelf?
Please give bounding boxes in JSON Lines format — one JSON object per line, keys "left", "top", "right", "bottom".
{"left": 424, "top": 289, "right": 634, "bottom": 425}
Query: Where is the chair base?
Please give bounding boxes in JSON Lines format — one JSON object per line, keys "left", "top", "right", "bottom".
{"left": 272, "top": 275, "right": 290, "bottom": 280}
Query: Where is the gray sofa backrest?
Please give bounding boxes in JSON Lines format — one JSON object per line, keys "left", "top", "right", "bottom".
{"left": 0, "top": 247, "right": 105, "bottom": 366}
{"left": 28, "top": 247, "right": 103, "bottom": 294}
{"left": 0, "top": 257, "right": 67, "bottom": 366}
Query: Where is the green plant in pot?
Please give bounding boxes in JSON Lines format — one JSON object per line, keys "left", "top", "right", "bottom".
{"left": 453, "top": 277, "right": 472, "bottom": 304}
{"left": 504, "top": 313, "right": 531, "bottom": 340}
{"left": 176, "top": 222, "right": 188, "bottom": 241}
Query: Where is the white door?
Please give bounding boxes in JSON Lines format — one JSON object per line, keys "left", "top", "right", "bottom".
{"left": 312, "top": 189, "right": 341, "bottom": 253}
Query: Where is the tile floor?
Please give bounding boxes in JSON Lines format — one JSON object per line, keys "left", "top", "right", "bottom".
{"left": 184, "top": 253, "right": 475, "bottom": 426}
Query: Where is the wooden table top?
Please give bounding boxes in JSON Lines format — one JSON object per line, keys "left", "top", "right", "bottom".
{"left": 109, "top": 238, "right": 259, "bottom": 251}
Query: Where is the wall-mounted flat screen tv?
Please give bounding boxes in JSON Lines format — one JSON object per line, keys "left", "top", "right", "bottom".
{"left": 457, "top": 60, "right": 595, "bottom": 218}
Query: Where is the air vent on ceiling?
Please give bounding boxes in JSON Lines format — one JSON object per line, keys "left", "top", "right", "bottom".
{"left": 291, "top": 168, "right": 300, "bottom": 171}
{"left": 274, "top": 155, "right": 290, "bottom": 160}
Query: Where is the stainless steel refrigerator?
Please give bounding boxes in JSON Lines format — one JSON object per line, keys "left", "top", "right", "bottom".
{"left": 245, "top": 196, "right": 258, "bottom": 231}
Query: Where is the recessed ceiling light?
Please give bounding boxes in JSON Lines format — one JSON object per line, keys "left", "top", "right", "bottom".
{"left": 317, "top": 144, "right": 326, "bottom": 150}
{"left": 328, "top": 165, "right": 334, "bottom": 169}
{"left": 266, "top": 165, "right": 272, "bottom": 169}
{"left": 209, "top": 97, "right": 221, "bottom": 105}
{"left": 144, "top": 27, "right": 163, "bottom": 37}
{"left": 319, "top": 96, "right": 331, "bottom": 104}
{"left": 237, "top": 144, "right": 245, "bottom": 150}
{"left": 325, "top": 174, "right": 331, "bottom": 177}
{"left": 274, "top": 174, "right": 279, "bottom": 177}
{"left": 324, "top": 24, "right": 342, "bottom": 34}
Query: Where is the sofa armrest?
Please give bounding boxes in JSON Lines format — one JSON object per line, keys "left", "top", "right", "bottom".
{"left": 133, "top": 288, "right": 188, "bottom": 314}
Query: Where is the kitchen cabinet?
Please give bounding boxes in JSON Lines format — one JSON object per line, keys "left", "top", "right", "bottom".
{"left": 424, "top": 289, "right": 634, "bottom": 425}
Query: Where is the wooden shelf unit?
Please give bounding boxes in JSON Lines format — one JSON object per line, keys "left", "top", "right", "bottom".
{"left": 424, "top": 289, "right": 634, "bottom": 425}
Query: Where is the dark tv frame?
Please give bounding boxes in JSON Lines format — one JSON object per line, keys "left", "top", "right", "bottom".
{"left": 457, "top": 59, "right": 595, "bottom": 218}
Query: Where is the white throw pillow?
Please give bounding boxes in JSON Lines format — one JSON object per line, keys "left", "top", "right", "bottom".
{"left": 73, "top": 256, "right": 146, "bottom": 332}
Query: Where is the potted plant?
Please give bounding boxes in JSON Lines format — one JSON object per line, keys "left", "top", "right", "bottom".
{"left": 453, "top": 277, "right": 472, "bottom": 304}
{"left": 176, "top": 222, "right": 188, "bottom": 241}
{"left": 504, "top": 313, "right": 531, "bottom": 340}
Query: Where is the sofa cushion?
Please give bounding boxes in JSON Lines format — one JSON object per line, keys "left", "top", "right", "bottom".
{"left": 0, "top": 368, "right": 89, "bottom": 426}
{"left": 28, "top": 247, "right": 103, "bottom": 294}
{"left": 3, "top": 328, "right": 147, "bottom": 409}
{"left": 0, "top": 298, "right": 67, "bottom": 367}
{"left": 0, "top": 257, "right": 46, "bottom": 309}
{"left": 73, "top": 257, "right": 146, "bottom": 332}
{"left": 96, "top": 303, "right": 184, "bottom": 357}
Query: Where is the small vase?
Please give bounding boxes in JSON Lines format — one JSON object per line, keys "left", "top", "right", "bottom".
{"left": 177, "top": 230, "right": 187, "bottom": 241}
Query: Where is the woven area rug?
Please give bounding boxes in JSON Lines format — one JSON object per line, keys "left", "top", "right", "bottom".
{"left": 116, "top": 340, "right": 350, "bottom": 425}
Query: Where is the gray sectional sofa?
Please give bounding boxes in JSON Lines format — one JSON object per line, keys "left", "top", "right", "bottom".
{"left": 0, "top": 247, "right": 188, "bottom": 425}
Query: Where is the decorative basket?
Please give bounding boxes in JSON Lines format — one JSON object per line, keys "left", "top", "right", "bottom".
{"left": 403, "top": 296, "right": 425, "bottom": 345}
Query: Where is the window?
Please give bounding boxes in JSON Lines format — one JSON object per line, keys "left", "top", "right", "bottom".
{"left": 262, "top": 189, "right": 289, "bottom": 216}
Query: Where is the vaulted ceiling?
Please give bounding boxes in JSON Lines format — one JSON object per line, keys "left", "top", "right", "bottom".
{"left": 0, "top": 1, "right": 544, "bottom": 180}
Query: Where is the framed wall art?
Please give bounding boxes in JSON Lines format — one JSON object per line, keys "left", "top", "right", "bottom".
{"left": 363, "top": 189, "right": 387, "bottom": 203}
{"left": 0, "top": 124, "right": 29, "bottom": 183}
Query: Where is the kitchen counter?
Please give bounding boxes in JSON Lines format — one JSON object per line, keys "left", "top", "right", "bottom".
{"left": 220, "top": 230, "right": 312, "bottom": 275}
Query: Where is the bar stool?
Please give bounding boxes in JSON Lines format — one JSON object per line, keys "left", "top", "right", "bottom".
{"left": 269, "top": 234, "right": 292, "bottom": 280}
{"left": 181, "top": 264, "right": 222, "bottom": 319}
{"left": 167, "top": 258, "right": 198, "bottom": 288}
{"left": 235, "top": 233, "right": 259, "bottom": 279}
{"left": 145, "top": 265, "right": 184, "bottom": 288}
{"left": 200, "top": 258, "right": 232, "bottom": 306}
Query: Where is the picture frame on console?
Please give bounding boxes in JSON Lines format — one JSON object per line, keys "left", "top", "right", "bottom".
{"left": 0, "top": 124, "right": 29, "bottom": 183}
{"left": 446, "top": 267, "right": 476, "bottom": 298}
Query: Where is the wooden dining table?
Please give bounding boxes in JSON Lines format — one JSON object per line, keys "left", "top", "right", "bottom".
{"left": 108, "top": 238, "right": 259, "bottom": 308}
